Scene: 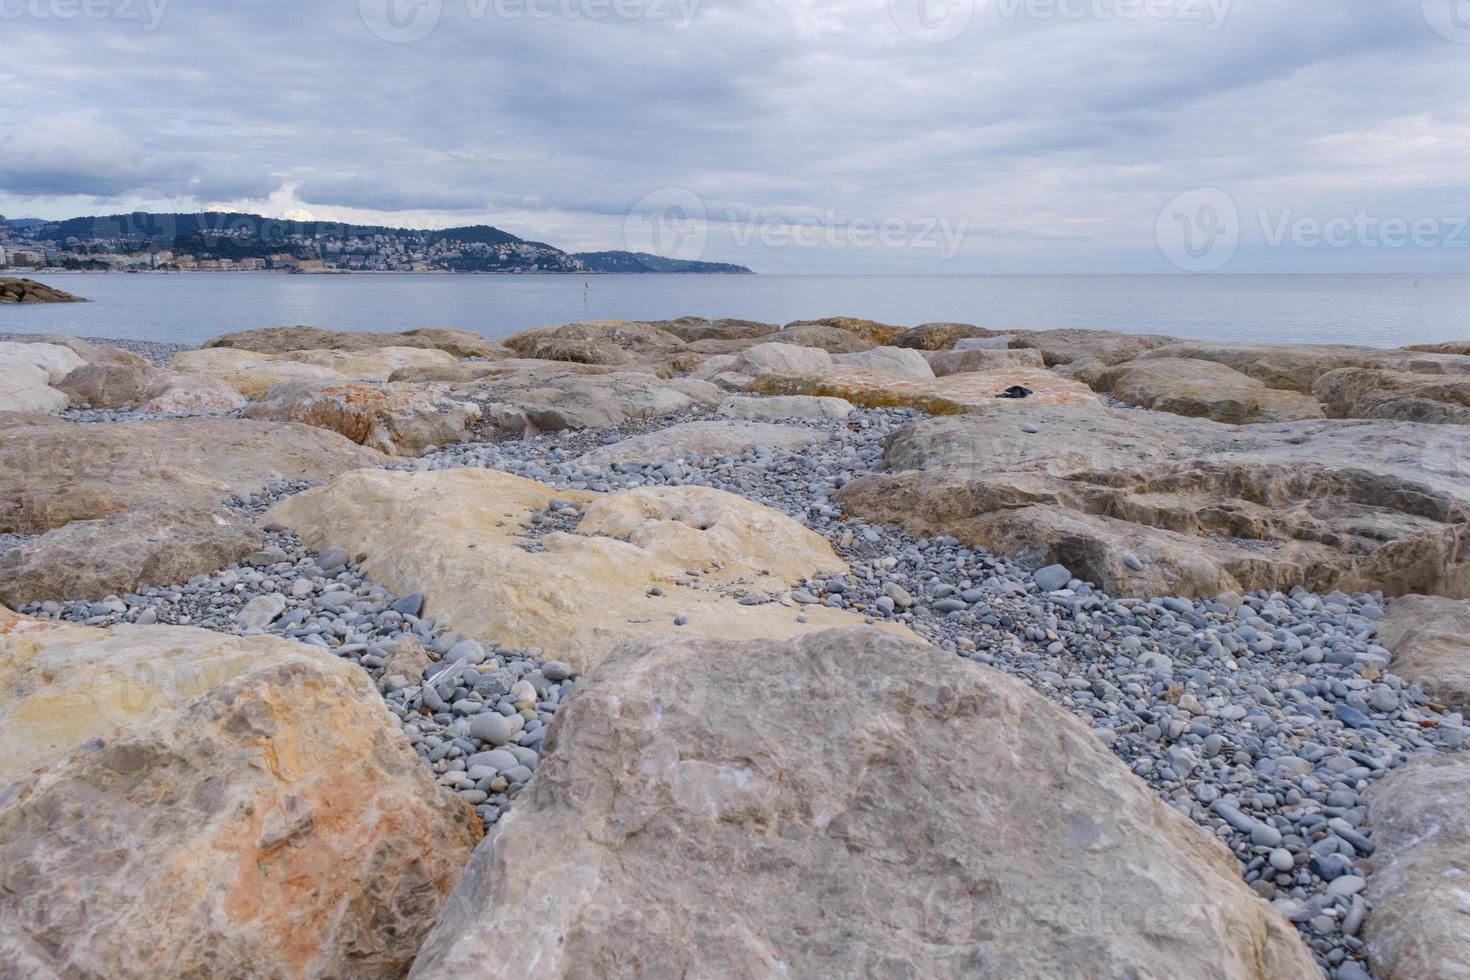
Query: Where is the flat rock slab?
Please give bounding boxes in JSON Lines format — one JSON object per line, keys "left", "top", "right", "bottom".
{"left": 0, "top": 417, "right": 386, "bottom": 533}
{"left": 0, "top": 620, "right": 479, "bottom": 979}
{"left": 1374, "top": 594, "right": 1470, "bottom": 709}
{"left": 574, "top": 420, "right": 828, "bottom": 466}
{"left": 925, "top": 346, "right": 1046, "bottom": 376}
{"left": 267, "top": 468, "right": 902, "bottom": 673}
{"left": 244, "top": 380, "right": 481, "bottom": 455}
{"left": 0, "top": 502, "right": 260, "bottom": 605}
{"left": 719, "top": 394, "right": 854, "bottom": 420}
{"left": 1363, "top": 755, "right": 1470, "bottom": 980}
{"left": 458, "top": 371, "right": 722, "bottom": 436}
{"left": 170, "top": 346, "right": 456, "bottom": 398}
{"left": 751, "top": 366, "right": 1102, "bottom": 412}
{"left": 1086, "top": 357, "right": 1325, "bottom": 423}
{"left": 203, "top": 325, "right": 500, "bottom": 358}
{"left": 1137, "top": 341, "right": 1470, "bottom": 393}
{"left": 410, "top": 628, "right": 1316, "bottom": 980}
{"left": 838, "top": 406, "right": 1470, "bottom": 598}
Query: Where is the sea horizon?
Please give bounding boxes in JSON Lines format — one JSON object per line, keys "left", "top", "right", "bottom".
{"left": 5, "top": 270, "right": 1467, "bottom": 350}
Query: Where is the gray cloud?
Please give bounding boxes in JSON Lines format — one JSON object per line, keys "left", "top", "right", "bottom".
{"left": 0, "top": 0, "right": 1466, "bottom": 271}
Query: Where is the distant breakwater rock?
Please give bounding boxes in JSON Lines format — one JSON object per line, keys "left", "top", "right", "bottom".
{"left": 0, "top": 277, "right": 85, "bottom": 303}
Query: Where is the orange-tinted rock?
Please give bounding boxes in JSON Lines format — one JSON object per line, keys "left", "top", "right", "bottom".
{"left": 0, "top": 622, "right": 480, "bottom": 979}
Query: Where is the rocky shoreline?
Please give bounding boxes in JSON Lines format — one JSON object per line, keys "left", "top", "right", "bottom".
{"left": 3, "top": 316, "right": 1468, "bottom": 979}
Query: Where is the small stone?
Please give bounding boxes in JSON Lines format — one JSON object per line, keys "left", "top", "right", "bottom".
{"left": 236, "top": 594, "right": 287, "bottom": 631}
{"left": 1031, "top": 564, "right": 1071, "bottom": 592}
{"left": 1269, "top": 848, "right": 1294, "bottom": 873}
{"left": 391, "top": 592, "right": 424, "bottom": 617}
{"left": 469, "top": 712, "right": 520, "bottom": 746}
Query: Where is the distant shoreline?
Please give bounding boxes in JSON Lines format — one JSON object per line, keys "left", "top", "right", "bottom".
{"left": 8, "top": 268, "right": 756, "bottom": 277}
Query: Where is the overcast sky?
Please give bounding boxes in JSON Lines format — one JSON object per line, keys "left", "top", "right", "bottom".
{"left": 2, "top": 0, "right": 1467, "bottom": 272}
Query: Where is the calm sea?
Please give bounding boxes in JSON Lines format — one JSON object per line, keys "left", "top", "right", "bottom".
{"left": 4, "top": 272, "right": 1468, "bottom": 349}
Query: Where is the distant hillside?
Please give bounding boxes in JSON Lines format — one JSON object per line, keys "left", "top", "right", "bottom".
{"left": 575, "top": 250, "right": 754, "bottom": 274}
{"left": 5, "top": 212, "right": 755, "bottom": 274}
{"left": 13, "top": 211, "right": 583, "bottom": 273}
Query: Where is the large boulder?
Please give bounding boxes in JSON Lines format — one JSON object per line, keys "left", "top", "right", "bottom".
{"left": 769, "top": 323, "right": 877, "bottom": 353}
{"left": 726, "top": 342, "right": 833, "bottom": 378}
{"left": 244, "top": 380, "right": 481, "bottom": 456}
{"left": 0, "top": 277, "right": 84, "bottom": 303}
{"left": 55, "top": 362, "right": 246, "bottom": 414}
{"left": 1086, "top": 357, "right": 1325, "bottom": 423}
{"left": 838, "top": 407, "right": 1470, "bottom": 598}
{"left": 1402, "top": 340, "right": 1470, "bottom": 355}
{"left": 573, "top": 420, "right": 828, "bottom": 466}
{"left": 139, "top": 373, "right": 249, "bottom": 414}
{"left": 410, "top": 629, "right": 1317, "bottom": 980}
{"left": 499, "top": 320, "right": 693, "bottom": 376}
{"left": 0, "top": 362, "right": 67, "bottom": 414}
{"left": 9, "top": 334, "right": 150, "bottom": 368}
{"left": 203, "top": 324, "right": 500, "bottom": 358}
{"left": 459, "top": 371, "right": 722, "bottom": 437}
{"left": 55, "top": 361, "right": 174, "bottom": 407}
{"left": 0, "top": 502, "right": 260, "bottom": 605}
{"left": 1314, "top": 367, "right": 1470, "bottom": 424}
{"left": 895, "top": 321, "right": 1001, "bottom": 350}
{"left": 267, "top": 469, "right": 899, "bottom": 673}
{"left": 0, "top": 417, "right": 386, "bottom": 533}
{"left": 1137, "top": 341, "right": 1470, "bottom": 393}
{"left": 0, "top": 619, "right": 479, "bottom": 979}
{"left": 1008, "top": 328, "right": 1177, "bottom": 375}
{"left": 750, "top": 366, "right": 1102, "bottom": 413}
{"left": 782, "top": 315, "right": 907, "bottom": 346}
{"left": 168, "top": 348, "right": 348, "bottom": 398}
{"left": 1374, "top": 595, "right": 1470, "bottom": 709}
{"left": 0, "top": 341, "right": 85, "bottom": 383}
{"left": 833, "top": 345, "right": 936, "bottom": 378}
{"left": 925, "top": 346, "right": 1046, "bottom": 377}
{"left": 647, "top": 316, "right": 778, "bottom": 343}
{"left": 1362, "top": 755, "right": 1470, "bottom": 980}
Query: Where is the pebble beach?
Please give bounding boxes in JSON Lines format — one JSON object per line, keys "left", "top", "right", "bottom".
{"left": 3, "top": 306, "right": 1468, "bottom": 979}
